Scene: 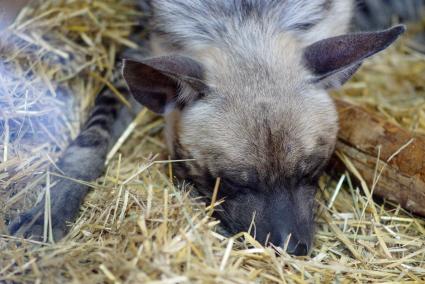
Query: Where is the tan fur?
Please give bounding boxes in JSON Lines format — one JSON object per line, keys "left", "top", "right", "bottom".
{"left": 299, "top": 0, "right": 354, "bottom": 44}
{"left": 145, "top": 0, "right": 357, "bottom": 252}
{"left": 150, "top": 0, "right": 352, "bottom": 177}
{"left": 159, "top": 31, "right": 338, "bottom": 184}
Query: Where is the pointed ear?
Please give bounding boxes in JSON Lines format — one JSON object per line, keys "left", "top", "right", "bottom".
{"left": 122, "top": 55, "right": 208, "bottom": 114}
{"left": 304, "top": 25, "right": 405, "bottom": 89}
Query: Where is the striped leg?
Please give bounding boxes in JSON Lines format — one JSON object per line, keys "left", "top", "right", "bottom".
{"left": 8, "top": 89, "right": 140, "bottom": 241}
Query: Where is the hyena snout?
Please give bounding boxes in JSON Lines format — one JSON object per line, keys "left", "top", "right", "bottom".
{"left": 263, "top": 217, "right": 313, "bottom": 256}
{"left": 219, "top": 186, "right": 316, "bottom": 256}
{"left": 258, "top": 205, "right": 314, "bottom": 256}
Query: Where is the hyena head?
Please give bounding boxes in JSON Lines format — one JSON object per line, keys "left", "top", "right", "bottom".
{"left": 123, "top": 26, "right": 404, "bottom": 255}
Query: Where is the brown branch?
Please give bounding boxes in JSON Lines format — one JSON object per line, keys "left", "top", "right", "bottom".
{"left": 332, "top": 99, "right": 425, "bottom": 217}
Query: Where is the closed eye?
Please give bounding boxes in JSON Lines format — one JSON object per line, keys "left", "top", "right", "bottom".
{"left": 221, "top": 178, "right": 243, "bottom": 190}
{"left": 220, "top": 177, "right": 252, "bottom": 196}
{"left": 219, "top": 168, "right": 258, "bottom": 190}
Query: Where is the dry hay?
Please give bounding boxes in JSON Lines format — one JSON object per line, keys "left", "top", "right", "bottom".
{"left": 333, "top": 19, "right": 425, "bottom": 135}
{"left": 0, "top": 1, "right": 425, "bottom": 283}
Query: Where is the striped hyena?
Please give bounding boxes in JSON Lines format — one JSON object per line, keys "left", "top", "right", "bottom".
{"left": 10, "top": 0, "right": 406, "bottom": 256}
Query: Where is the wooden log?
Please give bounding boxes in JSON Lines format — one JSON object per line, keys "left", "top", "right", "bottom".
{"left": 333, "top": 99, "right": 425, "bottom": 217}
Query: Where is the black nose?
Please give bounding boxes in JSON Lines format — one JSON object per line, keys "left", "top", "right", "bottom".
{"left": 286, "top": 241, "right": 309, "bottom": 256}
{"left": 267, "top": 232, "right": 309, "bottom": 256}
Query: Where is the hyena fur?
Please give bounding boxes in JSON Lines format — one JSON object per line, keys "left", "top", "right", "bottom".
{"left": 10, "top": 0, "right": 406, "bottom": 256}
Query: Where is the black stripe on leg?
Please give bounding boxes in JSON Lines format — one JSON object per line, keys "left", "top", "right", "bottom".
{"left": 95, "top": 94, "right": 120, "bottom": 106}
{"left": 90, "top": 106, "right": 118, "bottom": 120}
{"left": 85, "top": 117, "right": 110, "bottom": 131}
{"left": 73, "top": 129, "right": 109, "bottom": 148}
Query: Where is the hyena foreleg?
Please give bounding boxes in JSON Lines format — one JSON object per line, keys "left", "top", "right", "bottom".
{"left": 8, "top": 87, "right": 141, "bottom": 242}
{"left": 8, "top": 0, "right": 150, "bottom": 241}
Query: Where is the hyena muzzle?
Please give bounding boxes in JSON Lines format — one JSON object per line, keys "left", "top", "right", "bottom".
{"left": 9, "top": 0, "right": 409, "bottom": 256}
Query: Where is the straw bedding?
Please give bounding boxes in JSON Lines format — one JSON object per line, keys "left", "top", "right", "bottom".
{"left": 0, "top": 1, "right": 424, "bottom": 283}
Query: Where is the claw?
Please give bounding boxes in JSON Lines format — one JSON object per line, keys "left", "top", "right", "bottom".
{"left": 8, "top": 180, "right": 92, "bottom": 242}
{"left": 8, "top": 205, "right": 67, "bottom": 242}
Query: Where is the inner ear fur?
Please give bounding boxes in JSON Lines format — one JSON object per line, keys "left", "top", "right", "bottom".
{"left": 122, "top": 55, "right": 208, "bottom": 114}
{"left": 304, "top": 25, "right": 405, "bottom": 88}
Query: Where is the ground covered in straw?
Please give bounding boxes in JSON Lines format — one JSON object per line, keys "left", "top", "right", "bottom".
{"left": 1, "top": 1, "right": 424, "bottom": 283}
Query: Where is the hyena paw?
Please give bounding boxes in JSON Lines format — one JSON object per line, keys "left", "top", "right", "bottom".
{"left": 8, "top": 204, "right": 68, "bottom": 242}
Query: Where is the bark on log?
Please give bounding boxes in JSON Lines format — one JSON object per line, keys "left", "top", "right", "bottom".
{"left": 333, "top": 99, "right": 425, "bottom": 217}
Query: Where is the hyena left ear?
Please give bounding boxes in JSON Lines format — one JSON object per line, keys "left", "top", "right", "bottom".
{"left": 304, "top": 25, "right": 406, "bottom": 89}
{"left": 122, "top": 55, "right": 208, "bottom": 114}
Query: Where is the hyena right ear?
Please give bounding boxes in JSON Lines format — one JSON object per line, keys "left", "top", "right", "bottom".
{"left": 304, "top": 25, "right": 406, "bottom": 89}
{"left": 122, "top": 55, "right": 208, "bottom": 114}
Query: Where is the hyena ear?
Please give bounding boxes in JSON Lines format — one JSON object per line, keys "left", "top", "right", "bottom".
{"left": 304, "top": 25, "right": 405, "bottom": 89}
{"left": 122, "top": 55, "right": 208, "bottom": 114}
